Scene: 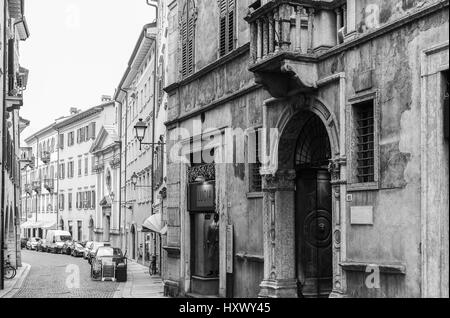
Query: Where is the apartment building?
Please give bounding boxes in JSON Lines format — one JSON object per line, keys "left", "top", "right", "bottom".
{"left": 54, "top": 101, "right": 115, "bottom": 242}
{"left": 115, "top": 22, "right": 161, "bottom": 266}
{"left": 21, "top": 124, "right": 59, "bottom": 239}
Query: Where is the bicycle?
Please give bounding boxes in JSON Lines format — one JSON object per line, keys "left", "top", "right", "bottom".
{"left": 4, "top": 256, "right": 16, "bottom": 280}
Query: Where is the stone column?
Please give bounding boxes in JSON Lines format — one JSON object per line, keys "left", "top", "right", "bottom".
{"left": 335, "top": 8, "right": 342, "bottom": 44}
{"left": 259, "top": 170, "right": 298, "bottom": 298}
{"left": 274, "top": 8, "right": 280, "bottom": 53}
{"left": 268, "top": 14, "right": 275, "bottom": 54}
{"left": 295, "top": 6, "right": 303, "bottom": 52}
{"left": 257, "top": 19, "right": 263, "bottom": 61}
{"left": 307, "top": 8, "right": 315, "bottom": 53}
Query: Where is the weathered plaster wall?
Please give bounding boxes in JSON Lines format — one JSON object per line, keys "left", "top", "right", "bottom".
{"left": 317, "top": 7, "right": 449, "bottom": 297}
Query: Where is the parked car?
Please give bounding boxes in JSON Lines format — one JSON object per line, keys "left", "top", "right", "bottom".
{"left": 83, "top": 241, "right": 94, "bottom": 259}
{"left": 46, "top": 230, "right": 72, "bottom": 253}
{"left": 71, "top": 243, "right": 85, "bottom": 257}
{"left": 87, "top": 242, "right": 110, "bottom": 264}
{"left": 20, "top": 238, "right": 29, "bottom": 249}
{"left": 36, "top": 239, "right": 49, "bottom": 252}
{"left": 61, "top": 240, "right": 75, "bottom": 255}
{"left": 26, "top": 237, "right": 41, "bottom": 250}
{"left": 90, "top": 246, "right": 127, "bottom": 281}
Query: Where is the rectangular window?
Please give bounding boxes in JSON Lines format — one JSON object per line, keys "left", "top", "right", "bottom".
{"left": 59, "top": 163, "right": 65, "bottom": 180}
{"left": 249, "top": 129, "right": 262, "bottom": 192}
{"left": 68, "top": 193, "right": 73, "bottom": 210}
{"left": 59, "top": 194, "right": 65, "bottom": 211}
{"left": 85, "top": 157, "right": 89, "bottom": 175}
{"left": 68, "top": 132, "right": 75, "bottom": 147}
{"left": 68, "top": 221, "right": 73, "bottom": 237}
{"left": 91, "top": 190, "right": 96, "bottom": 210}
{"left": 77, "top": 221, "right": 82, "bottom": 241}
{"left": 355, "top": 101, "right": 375, "bottom": 183}
{"left": 219, "top": 0, "right": 236, "bottom": 57}
{"left": 85, "top": 191, "right": 91, "bottom": 210}
{"left": 92, "top": 157, "right": 96, "bottom": 174}
{"left": 78, "top": 158, "right": 82, "bottom": 176}
{"left": 59, "top": 134, "right": 65, "bottom": 150}
{"left": 68, "top": 161, "right": 74, "bottom": 179}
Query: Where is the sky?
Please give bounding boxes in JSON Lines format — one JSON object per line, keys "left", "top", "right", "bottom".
{"left": 20, "top": 0, "right": 155, "bottom": 140}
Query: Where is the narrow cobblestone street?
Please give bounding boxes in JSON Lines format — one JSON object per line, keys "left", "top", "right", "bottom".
{"left": 13, "top": 250, "right": 120, "bottom": 298}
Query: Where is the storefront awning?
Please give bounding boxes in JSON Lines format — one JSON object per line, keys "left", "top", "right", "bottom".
{"left": 142, "top": 213, "right": 167, "bottom": 235}
{"left": 21, "top": 220, "right": 56, "bottom": 230}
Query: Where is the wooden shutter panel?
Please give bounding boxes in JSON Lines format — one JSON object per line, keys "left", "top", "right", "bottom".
{"left": 181, "top": 6, "right": 189, "bottom": 77}
{"left": 219, "top": 0, "right": 227, "bottom": 57}
{"left": 228, "top": 0, "right": 235, "bottom": 53}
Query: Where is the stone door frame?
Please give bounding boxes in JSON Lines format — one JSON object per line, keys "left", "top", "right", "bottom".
{"left": 259, "top": 77, "right": 348, "bottom": 298}
{"left": 420, "top": 41, "right": 449, "bottom": 298}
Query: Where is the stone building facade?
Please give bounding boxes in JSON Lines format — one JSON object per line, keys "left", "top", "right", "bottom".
{"left": 115, "top": 20, "right": 167, "bottom": 268}
{"left": 21, "top": 125, "right": 59, "bottom": 239}
{"left": 1, "top": 0, "right": 30, "bottom": 284}
{"left": 162, "top": 0, "right": 449, "bottom": 298}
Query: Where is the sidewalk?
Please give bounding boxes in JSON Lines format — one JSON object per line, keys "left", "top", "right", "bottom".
{"left": 114, "top": 260, "right": 166, "bottom": 298}
{"left": 0, "top": 263, "right": 31, "bottom": 298}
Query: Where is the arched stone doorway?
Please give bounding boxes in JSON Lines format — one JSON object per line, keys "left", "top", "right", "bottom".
{"left": 294, "top": 114, "right": 332, "bottom": 298}
{"left": 259, "top": 96, "right": 342, "bottom": 298}
{"left": 130, "top": 225, "right": 136, "bottom": 260}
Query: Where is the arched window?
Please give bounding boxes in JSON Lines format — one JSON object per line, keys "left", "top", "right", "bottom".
{"left": 181, "top": 0, "right": 196, "bottom": 77}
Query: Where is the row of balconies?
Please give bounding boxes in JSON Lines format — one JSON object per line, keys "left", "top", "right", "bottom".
{"left": 26, "top": 179, "right": 55, "bottom": 195}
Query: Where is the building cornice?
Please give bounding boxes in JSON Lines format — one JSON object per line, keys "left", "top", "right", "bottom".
{"left": 53, "top": 102, "right": 115, "bottom": 131}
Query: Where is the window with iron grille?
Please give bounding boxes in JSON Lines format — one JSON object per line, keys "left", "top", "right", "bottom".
{"left": 355, "top": 100, "right": 375, "bottom": 183}
{"left": 249, "top": 129, "right": 262, "bottom": 192}
{"left": 219, "top": 0, "right": 235, "bottom": 57}
{"left": 181, "top": 0, "right": 196, "bottom": 78}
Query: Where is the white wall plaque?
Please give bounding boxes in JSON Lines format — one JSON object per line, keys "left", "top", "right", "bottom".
{"left": 350, "top": 206, "right": 374, "bottom": 225}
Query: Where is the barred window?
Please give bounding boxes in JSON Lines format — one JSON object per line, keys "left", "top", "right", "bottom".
{"left": 219, "top": 0, "right": 235, "bottom": 57}
{"left": 249, "top": 129, "right": 262, "bottom": 192}
{"left": 355, "top": 101, "right": 375, "bottom": 183}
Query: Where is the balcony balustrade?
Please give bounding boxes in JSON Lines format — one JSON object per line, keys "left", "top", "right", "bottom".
{"left": 25, "top": 183, "right": 33, "bottom": 195}
{"left": 44, "top": 178, "right": 55, "bottom": 193}
{"left": 41, "top": 151, "right": 51, "bottom": 164}
{"left": 32, "top": 180, "right": 42, "bottom": 194}
{"left": 246, "top": 0, "right": 343, "bottom": 97}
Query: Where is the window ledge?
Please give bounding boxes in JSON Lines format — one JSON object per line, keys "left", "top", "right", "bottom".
{"left": 347, "top": 182, "right": 379, "bottom": 192}
{"left": 246, "top": 192, "right": 263, "bottom": 199}
{"left": 340, "top": 261, "right": 406, "bottom": 275}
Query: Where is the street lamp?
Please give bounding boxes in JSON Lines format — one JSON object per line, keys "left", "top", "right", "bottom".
{"left": 133, "top": 119, "right": 165, "bottom": 150}
{"left": 131, "top": 173, "right": 138, "bottom": 189}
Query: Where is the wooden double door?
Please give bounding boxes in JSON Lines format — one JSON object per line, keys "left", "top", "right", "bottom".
{"left": 295, "top": 169, "right": 333, "bottom": 298}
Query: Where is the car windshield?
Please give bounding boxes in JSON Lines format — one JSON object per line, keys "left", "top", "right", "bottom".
{"left": 96, "top": 247, "right": 122, "bottom": 258}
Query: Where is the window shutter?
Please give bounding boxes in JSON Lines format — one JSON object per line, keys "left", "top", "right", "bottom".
{"left": 228, "top": 0, "right": 235, "bottom": 53}
{"left": 181, "top": 1, "right": 195, "bottom": 77}
{"left": 91, "top": 122, "right": 96, "bottom": 139}
{"left": 219, "top": 0, "right": 227, "bottom": 57}
{"left": 91, "top": 190, "right": 96, "bottom": 209}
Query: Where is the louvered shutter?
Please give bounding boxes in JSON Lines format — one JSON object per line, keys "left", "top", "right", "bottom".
{"left": 219, "top": 0, "right": 235, "bottom": 57}
{"left": 219, "top": 0, "right": 227, "bottom": 57}
{"left": 228, "top": 0, "right": 235, "bottom": 53}
{"left": 181, "top": 1, "right": 195, "bottom": 77}
{"left": 187, "top": 8, "right": 195, "bottom": 76}
{"left": 181, "top": 3, "right": 189, "bottom": 77}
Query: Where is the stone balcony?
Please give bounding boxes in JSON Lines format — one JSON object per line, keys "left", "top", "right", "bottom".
{"left": 32, "top": 180, "right": 42, "bottom": 194}
{"left": 44, "top": 178, "right": 55, "bottom": 193}
{"left": 41, "top": 151, "right": 51, "bottom": 164}
{"left": 245, "top": 0, "right": 344, "bottom": 97}
{"left": 25, "top": 183, "right": 33, "bottom": 195}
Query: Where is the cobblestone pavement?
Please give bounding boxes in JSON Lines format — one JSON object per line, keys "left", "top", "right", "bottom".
{"left": 13, "top": 250, "right": 120, "bottom": 298}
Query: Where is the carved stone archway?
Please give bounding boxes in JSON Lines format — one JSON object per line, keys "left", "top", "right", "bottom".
{"left": 259, "top": 95, "right": 344, "bottom": 298}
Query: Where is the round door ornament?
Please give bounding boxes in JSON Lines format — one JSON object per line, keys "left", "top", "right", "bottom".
{"left": 303, "top": 210, "right": 332, "bottom": 248}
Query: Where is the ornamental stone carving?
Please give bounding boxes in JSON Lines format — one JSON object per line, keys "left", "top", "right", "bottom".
{"left": 262, "top": 169, "right": 296, "bottom": 192}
